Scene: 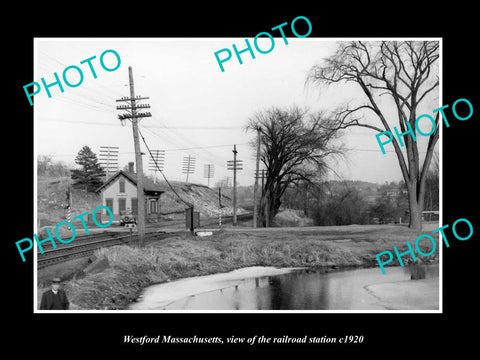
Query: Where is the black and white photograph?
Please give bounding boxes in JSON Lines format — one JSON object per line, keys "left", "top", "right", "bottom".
{"left": 6, "top": 5, "right": 479, "bottom": 355}
{"left": 33, "top": 37, "right": 442, "bottom": 313}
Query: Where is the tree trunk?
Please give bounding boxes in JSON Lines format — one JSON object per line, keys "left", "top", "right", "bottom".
{"left": 259, "top": 186, "right": 281, "bottom": 227}
{"left": 259, "top": 193, "right": 267, "bottom": 227}
{"left": 409, "top": 200, "right": 422, "bottom": 230}
{"left": 268, "top": 195, "right": 278, "bottom": 226}
{"left": 407, "top": 181, "right": 423, "bottom": 230}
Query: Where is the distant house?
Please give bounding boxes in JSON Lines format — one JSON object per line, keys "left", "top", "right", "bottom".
{"left": 96, "top": 162, "right": 164, "bottom": 223}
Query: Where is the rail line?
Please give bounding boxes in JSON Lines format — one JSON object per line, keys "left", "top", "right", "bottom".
{"left": 37, "top": 212, "right": 253, "bottom": 269}
{"left": 38, "top": 231, "right": 125, "bottom": 252}
{"left": 37, "top": 231, "right": 169, "bottom": 269}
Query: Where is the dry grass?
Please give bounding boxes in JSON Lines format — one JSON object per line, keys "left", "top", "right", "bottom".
{"left": 273, "top": 209, "right": 314, "bottom": 227}
{"left": 47, "top": 224, "right": 439, "bottom": 310}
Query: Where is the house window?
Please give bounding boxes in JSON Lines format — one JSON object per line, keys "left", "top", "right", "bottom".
{"left": 149, "top": 199, "right": 158, "bottom": 214}
{"left": 119, "top": 178, "right": 125, "bottom": 193}
{"left": 118, "top": 198, "right": 126, "bottom": 213}
{"left": 105, "top": 198, "right": 114, "bottom": 213}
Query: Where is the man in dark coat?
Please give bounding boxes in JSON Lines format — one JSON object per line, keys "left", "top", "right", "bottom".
{"left": 40, "top": 278, "right": 69, "bottom": 310}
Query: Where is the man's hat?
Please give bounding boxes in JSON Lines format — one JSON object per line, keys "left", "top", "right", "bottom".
{"left": 51, "top": 277, "right": 61, "bottom": 284}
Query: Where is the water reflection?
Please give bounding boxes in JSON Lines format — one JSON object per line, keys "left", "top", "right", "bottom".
{"left": 133, "top": 264, "right": 439, "bottom": 311}
{"left": 266, "top": 270, "right": 357, "bottom": 310}
{"left": 408, "top": 263, "right": 427, "bottom": 279}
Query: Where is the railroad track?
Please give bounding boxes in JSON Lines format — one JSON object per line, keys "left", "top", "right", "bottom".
{"left": 38, "top": 231, "right": 125, "bottom": 252}
{"left": 37, "top": 231, "right": 169, "bottom": 269}
{"left": 143, "top": 212, "right": 252, "bottom": 230}
{"left": 37, "top": 212, "right": 253, "bottom": 269}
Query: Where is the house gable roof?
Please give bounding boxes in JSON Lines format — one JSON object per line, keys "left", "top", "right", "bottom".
{"left": 96, "top": 170, "right": 164, "bottom": 194}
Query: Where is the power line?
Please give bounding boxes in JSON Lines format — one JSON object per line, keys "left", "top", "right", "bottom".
{"left": 138, "top": 127, "right": 192, "bottom": 208}
{"left": 37, "top": 49, "right": 126, "bottom": 98}
{"left": 36, "top": 50, "right": 126, "bottom": 111}
{"left": 144, "top": 118, "right": 234, "bottom": 166}
{"left": 39, "top": 118, "right": 118, "bottom": 127}
{"left": 140, "top": 124, "right": 249, "bottom": 163}
{"left": 143, "top": 121, "right": 208, "bottom": 155}
{"left": 146, "top": 125, "right": 240, "bottom": 130}
{"left": 36, "top": 64, "right": 118, "bottom": 105}
{"left": 347, "top": 147, "right": 428, "bottom": 154}
{"left": 139, "top": 122, "right": 245, "bottom": 170}
{"left": 39, "top": 118, "right": 247, "bottom": 136}
{"left": 37, "top": 50, "right": 68, "bottom": 68}
{"left": 165, "top": 143, "right": 247, "bottom": 152}
{"left": 46, "top": 96, "right": 114, "bottom": 114}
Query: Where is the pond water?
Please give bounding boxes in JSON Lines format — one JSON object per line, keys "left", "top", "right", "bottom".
{"left": 129, "top": 264, "right": 439, "bottom": 311}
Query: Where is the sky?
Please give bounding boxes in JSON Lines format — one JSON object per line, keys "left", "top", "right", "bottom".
{"left": 34, "top": 38, "right": 440, "bottom": 186}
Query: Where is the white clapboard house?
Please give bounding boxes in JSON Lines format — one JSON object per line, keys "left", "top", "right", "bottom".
{"left": 96, "top": 162, "right": 164, "bottom": 223}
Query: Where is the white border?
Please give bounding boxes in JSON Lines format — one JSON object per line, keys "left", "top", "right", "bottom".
{"left": 33, "top": 37, "right": 443, "bottom": 314}
{"left": 33, "top": 38, "right": 39, "bottom": 311}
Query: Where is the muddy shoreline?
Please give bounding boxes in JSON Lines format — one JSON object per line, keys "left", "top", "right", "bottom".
{"left": 37, "top": 226, "right": 439, "bottom": 310}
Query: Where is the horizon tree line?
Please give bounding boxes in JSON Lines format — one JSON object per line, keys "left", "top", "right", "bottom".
{"left": 248, "top": 40, "right": 440, "bottom": 230}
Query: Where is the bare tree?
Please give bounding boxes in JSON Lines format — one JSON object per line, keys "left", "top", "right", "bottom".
{"left": 37, "top": 154, "right": 53, "bottom": 176}
{"left": 246, "top": 106, "right": 342, "bottom": 227}
{"left": 424, "top": 151, "right": 439, "bottom": 212}
{"left": 308, "top": 41, "right": 440, "bottom": 230}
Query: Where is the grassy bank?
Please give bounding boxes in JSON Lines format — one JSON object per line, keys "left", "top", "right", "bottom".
{"left": 38, "top": 224, "right": 439, "bottom": 310}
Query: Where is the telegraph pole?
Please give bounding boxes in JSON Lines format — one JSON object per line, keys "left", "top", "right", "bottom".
{"left": 253, "top": 126, "right": 261, "bottom": 228}
{"left": 148, "top": 149, "right": 165, "bottom": 184}
{"left": 261, "top": 170, "right": 265, "bottom": 196}
{"left": 232, "top": 145, "right": 238, "bottom": 226}
{"left": 227, "top": 144, "right": 242, "bottom": 226}
{"left": 182, "top": 154, "right": 196, "bottom": 183}
{"left": 99, "top": 146, "right": 119, "bottom": 178}
{"left": 116, "top": 66, "right": 151, "bottom": 247}
{"left": 204, "top": 164, "right": 214, "bottom": 187}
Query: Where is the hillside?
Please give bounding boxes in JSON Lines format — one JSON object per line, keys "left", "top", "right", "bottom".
{"left": 37, "top": 176, "right": 244, "bottom": 226}
{"left": 37, "top": 176, "right": 100, "bottom": 228}
{"left": 156, "top": 181, "right": 247, "bottom": 218}
{"left": 37, "top": 176, "right": 389, "bottom": 227}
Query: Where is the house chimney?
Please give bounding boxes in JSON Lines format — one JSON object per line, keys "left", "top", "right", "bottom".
{"left": 128, "top": 161, "right": 135, "bottom": 173}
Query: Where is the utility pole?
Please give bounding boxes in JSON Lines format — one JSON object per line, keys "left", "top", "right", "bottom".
{"left": 232, "top": 145, "right": 238, "bottom": 226}
{"left": 264, "top": 168, "right": 270, "bottom": 227}
{"left": 218, "top": 186, "right": 223, "bottom": 228}
{"left": 204, "top": 163, "right": 214, "bottom": 187}
{"left": 260, "top": 169, "right": 266, "bottom": 197}
{"left": 252, "top": 126, "right": 261, "bottom": 228}
{"left": 148, "top": 149, "right": 165, "bottom": 183}
{"left": 116, "top": 66, "right": 151, "bottom": 247}
{"left": 99, "top": 146, "right": 119, "bottom": 179}
{"left": 227, "top": 144, "right": 242, "bottom": 226}
{"left": 255, "top": 169, "right": 267, "bottom": 227}
{"left": 182, "top": 154, "right": 195, "bottom": 183}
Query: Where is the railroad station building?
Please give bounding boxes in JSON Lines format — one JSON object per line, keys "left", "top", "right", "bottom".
{"left": 96, "top": 162, "right": 164, "bottom": 223}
